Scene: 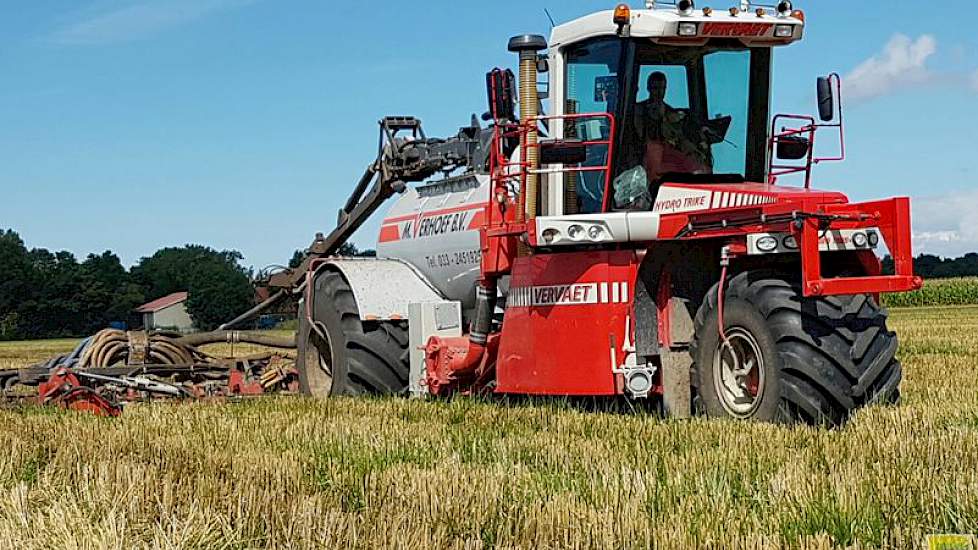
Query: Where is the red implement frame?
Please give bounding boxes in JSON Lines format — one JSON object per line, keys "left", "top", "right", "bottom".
{"left": 794, "top": 197, "right": 922, "bottom": 297}
{"left": 38, "top": 368, "right": 122, "bottom": 417}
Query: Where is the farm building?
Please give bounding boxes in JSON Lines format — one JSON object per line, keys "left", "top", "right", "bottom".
{"left": 135, "top": 292, "right": 194, "bottom": 333}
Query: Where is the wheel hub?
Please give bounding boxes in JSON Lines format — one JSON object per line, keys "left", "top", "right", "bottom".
{"left": 305, "top": 326, "right": 334, "bottom": 395}
{"left": 713, "top": 327, "right": 765, "bottom": 418}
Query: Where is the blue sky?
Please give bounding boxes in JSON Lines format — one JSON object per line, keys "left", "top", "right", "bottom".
{"left": 1, "top": 0, "right": 977, "bottom": 270}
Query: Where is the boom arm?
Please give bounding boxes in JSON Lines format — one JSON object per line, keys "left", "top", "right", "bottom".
{"left": 222, "top": 116, "right": 489, "bottom": 329}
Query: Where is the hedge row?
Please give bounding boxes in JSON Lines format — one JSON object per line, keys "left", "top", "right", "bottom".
{"left": 884, "top": 277, "right": 978, "bottom": 308}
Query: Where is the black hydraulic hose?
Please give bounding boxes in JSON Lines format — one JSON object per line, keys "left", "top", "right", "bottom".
{"left": 343, "top": 163, "right": 380, "bottom": 218}
{"left": 470, "top": 282, "right": 498, "bottom": 347}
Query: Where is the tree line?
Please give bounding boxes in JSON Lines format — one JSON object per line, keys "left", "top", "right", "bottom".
{"left": 882, "top": 253, "right": 978, "bottom": 279}
{"left": 2, "top": 223, "right": 974, "bottom": 341}
{"left": 0, "top": 228, "right": 254, "bottom": 340}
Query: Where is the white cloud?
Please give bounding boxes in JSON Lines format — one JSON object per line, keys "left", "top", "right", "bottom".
{"left": 49, "top": 0, "right": 257, "bottom": 45}
{"left": 844, "top": 34, "right": 938, "bottom": 103}
{"left": 912, "top": 190, "right": 978, "bottom": 258}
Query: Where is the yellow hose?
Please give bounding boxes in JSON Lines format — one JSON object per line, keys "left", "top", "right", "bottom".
{"left": 518, "top": 52, "right": 540, "bottom": 222}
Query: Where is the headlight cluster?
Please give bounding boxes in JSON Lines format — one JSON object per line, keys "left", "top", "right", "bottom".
{"left": 748, "top": 229, "right": 881, "bottom": 255}
{"left": 541, "top": 223, "right": 610, "bottom": 245}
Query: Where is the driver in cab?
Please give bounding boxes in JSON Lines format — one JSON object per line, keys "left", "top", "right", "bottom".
{"left": 634, "top": 72, "right": 710, "bottom": 182}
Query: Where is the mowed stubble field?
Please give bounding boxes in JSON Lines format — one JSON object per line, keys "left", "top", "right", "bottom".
{"left": 0, "top": 308, "right": 975, "bottom": 548}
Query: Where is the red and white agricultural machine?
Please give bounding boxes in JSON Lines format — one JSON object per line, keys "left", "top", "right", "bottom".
{"left": 26, "top": 1, "right": 923, "bottom": 425}
{"left": 238, "top": 0, "right": 920, "bottom": 426}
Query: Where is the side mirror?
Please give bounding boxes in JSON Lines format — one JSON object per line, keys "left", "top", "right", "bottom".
{"left": 486, "top": 68, "right": 517, "bottom": 121}
{"left": 817, "top": 76, "right": 835, "bottom": 122}
{"left": 776, "top": 135, "right": 811, "bottom": 160}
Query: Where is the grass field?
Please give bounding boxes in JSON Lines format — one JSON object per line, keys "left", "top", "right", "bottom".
{"left": 0, "top": 308, "right": 975, "bottom": 548}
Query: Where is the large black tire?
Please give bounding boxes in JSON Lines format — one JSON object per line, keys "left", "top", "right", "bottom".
{"left": 690, "top": 271, "right": 901, "bottom": 426}
{"left": 296, "top": 271, "right": 410, "bottom": 397}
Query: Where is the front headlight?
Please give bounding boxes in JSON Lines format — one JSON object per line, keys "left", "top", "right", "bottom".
{"left": 756, "top": 236, "right": 779, "bottom": 253}
{"left": 867, "top": 231, "right": 880, "bottom": 248}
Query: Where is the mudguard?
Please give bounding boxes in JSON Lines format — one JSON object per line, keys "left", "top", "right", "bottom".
{"left": 319, "top": 258, "right": 446, "bottom": 321}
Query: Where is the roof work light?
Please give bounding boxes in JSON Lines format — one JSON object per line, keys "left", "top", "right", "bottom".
{"left": 613, "top": 4, "right": 631, "bottom": 25}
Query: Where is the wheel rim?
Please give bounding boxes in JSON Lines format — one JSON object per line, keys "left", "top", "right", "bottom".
{"left": 305, "top": 328, "right": 334, "bottom": 395}
{"left": 712, "top": 327, "right": 765, "bottom": 418}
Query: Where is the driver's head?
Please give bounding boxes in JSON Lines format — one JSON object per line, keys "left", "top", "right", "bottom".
{"left": 648, "top": 71, "right": 667, "bottom": 103}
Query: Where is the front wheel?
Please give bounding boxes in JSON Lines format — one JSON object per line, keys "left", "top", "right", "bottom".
{"left": 690, "top": 271, "right": 901, "bottom": 426}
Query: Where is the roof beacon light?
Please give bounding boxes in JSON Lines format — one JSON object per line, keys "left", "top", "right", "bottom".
{"left": 678, "top": 0, "right": 695, "bottom": 16}
{"left": 613, "top": 4, "right": 631, "bottom": 25}
{"left": 702, "top": 6, "right": 713, "bottom": 16}
{"left": 776, "top": 1, "right": 793, "bottom": 16}
{"left": 755, "top": 8, "right": 766, "bottom": 17}
{"left": 729, "top": 7, "right": 740, "bottom": 16}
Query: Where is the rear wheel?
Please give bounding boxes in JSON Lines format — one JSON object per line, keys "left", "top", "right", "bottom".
{"left": 296, "top": 271, "right": 410, "bottom": 397}
{"left": 690, "top": 271, "right": 901, "bottom": 426}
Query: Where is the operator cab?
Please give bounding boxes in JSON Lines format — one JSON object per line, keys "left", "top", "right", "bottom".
{"left": 542, "top": 3, "right": 804, "bottom": 216}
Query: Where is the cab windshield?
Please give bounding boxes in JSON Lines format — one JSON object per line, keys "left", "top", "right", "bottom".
{"left": 564, "top": 38, "right": 772, "bottom": 212}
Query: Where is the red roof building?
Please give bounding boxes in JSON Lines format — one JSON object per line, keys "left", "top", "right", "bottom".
{"left": 135, "top": 292, "right": 188, "bottom": 313}
{"left": 135, "top": 292, "right": 194, "bottom": 332}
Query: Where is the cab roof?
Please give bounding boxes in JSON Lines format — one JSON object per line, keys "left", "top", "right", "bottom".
{"left": 549, "top": 6, "right": 804, "bottom": 50}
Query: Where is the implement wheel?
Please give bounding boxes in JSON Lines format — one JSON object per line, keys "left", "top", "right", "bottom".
{"left": 296, "top": 271, "right": 410, "bottom": 397}
{"left": 690, "top": 271, "right": 901, "bottom": 426}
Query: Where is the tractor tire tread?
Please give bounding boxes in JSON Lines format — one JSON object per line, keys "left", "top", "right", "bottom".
{"left": 691, "top": 270, "right": 901, "bottom": 426}
{"left": 302, "top": 271, "right": 410, "bottom": 396}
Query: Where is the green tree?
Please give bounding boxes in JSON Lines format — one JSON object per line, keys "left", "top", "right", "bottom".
{"left": 883, "top": 253, "right": 978, "bottom": 278}
{"left": 186, "top": 261, "right": 255, "bottom": 331}
{"left": 77, "top": 252, "right": 145, "bottom": 333}
{"left": 0, "top": 229, "right": 31, "bottom": 340}
{"left": 21, "top": 248, "right": 84, "bottom": 338}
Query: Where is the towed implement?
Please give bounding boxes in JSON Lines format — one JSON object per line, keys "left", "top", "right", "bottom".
{"left": 24, "top": 2, "right": 921, "bottom": 425}
{"left": 9, "top": 329, "right": 299, "bottom": 414}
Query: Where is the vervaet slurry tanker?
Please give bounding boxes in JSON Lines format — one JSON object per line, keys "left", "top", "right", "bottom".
{"left": 257, "top": 1, "right": 921, "bottom": 426}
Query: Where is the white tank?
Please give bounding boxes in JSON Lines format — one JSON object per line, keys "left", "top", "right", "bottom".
{"left": 376, "top": 174, "right": 490, "bottom": 313}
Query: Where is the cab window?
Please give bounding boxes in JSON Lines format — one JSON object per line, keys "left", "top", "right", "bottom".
{"left": 564, "top": 39, "right": 622, "bottom": 214}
